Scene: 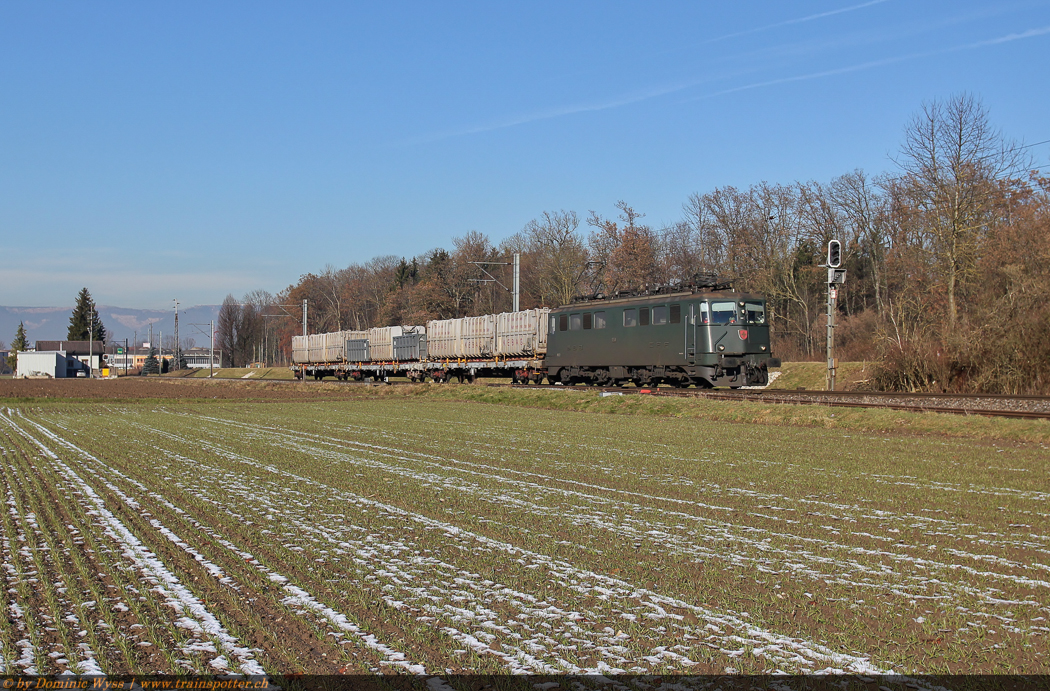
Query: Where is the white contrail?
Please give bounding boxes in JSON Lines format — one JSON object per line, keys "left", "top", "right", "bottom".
{"left": 699, "top": 23, "right": 1050, "bottom": 99}
{"left": 410, "top": 20, "right": 1050, "bottom": 142}
{"left": 700, "top": 0, "right": 892, "bottom": 44}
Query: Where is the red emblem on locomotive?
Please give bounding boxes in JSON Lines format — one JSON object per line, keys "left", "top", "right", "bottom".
{"left": 738, "top": 329, "right": 748, "bottom": 340}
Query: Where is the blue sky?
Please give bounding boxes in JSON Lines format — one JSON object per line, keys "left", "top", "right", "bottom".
{"left": 2, "top": 1, "right": 1049, "bottom": 308}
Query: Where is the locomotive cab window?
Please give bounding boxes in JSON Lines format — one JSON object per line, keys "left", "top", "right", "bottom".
{"left": 640, "top": 307, "right": 650, "bottom": 326}
{"left": 711, "top": 301, "right": 737, "bottom": 324}
{"left": 550, "top": 316, "right": 556, "bottom": 334}
{"left": 594, "top": 311, "right": 606, "bottom": 329}
{"left": 559, "top": 314, "right": 568, "bottom": 331}
{"left": 699, "top": 303, "right": 710, "bottom": 324}
{"left": 652, "top": 305, "right": 668, "bottom": 325}
{"left": 570, "top": 314, "right": 583, "bottom": 330}
{"left": 670, "top": 304, "right": 681, "bottom": 324}
{"left": 623, "top": 309, "right": 637, "bottom": 327}
{"left": 745, "top": 302, "right": 766, "bottom": 324}
{"left": 582, "top": 313, "right": 592, "bottom": 330}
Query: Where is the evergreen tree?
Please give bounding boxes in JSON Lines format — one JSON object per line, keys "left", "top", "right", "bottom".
{"left": 67, "top": 288, "right": 106, "bottom": 342}
{"left": 8, "top": 322, "right": 28, "bottom": 372}
{"left": 161, "top": 357, "right": 170, "bottom": 374}
{"left": 141, "top": 347, "right": 160, "bottom": 375}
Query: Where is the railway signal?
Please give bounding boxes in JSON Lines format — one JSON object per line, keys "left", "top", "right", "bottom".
{"left": 827, "top": 239, "right": 842, "bottom": 268}
{"left": 826, "top": 239, "right": 845, "bottom": 391}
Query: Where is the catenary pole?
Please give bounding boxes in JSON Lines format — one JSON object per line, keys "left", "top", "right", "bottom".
{"left": 173, "top": 298, "right": 180, "bottom": 371}
{"left": 513, "top": 252, "right": 520, "bottom": 312}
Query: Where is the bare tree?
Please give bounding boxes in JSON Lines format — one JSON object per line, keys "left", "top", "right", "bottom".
{"left": 587, "top": 202, "right": 658, "bottom": 293}
{"left": 827, "top": 170, "right": 892, "bottom": 314}
{"left": 519, "top": 210, "right": 589, "bottom": 306}
{"left": 894, "top": 93, "right": 1029, "bottom": 327}
{"left": 216, "top": 295, "right": 240, "bottom": 367}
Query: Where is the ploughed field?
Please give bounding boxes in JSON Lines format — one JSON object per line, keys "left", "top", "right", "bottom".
{"left": 0, "top": 398, "right": 1046, "bottom": 675}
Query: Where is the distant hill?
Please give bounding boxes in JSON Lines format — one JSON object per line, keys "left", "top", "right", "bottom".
{"left": 1, "top": 304, "right": 221, "bottom": 348}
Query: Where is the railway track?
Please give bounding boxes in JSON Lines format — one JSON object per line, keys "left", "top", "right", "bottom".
{"left": 493, "top": 383, "right": 1050, "bottom": 420}
{"left": 173, "top": 375, "right": 1050, "bottom": 420}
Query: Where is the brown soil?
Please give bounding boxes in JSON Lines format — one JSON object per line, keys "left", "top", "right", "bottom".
{"left": 0, "top": 377, "right": 367, "bottom": 401}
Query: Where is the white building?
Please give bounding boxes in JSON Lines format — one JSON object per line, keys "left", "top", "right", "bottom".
{"left": 15, "top": 351, "right": 90, "bottom": 378}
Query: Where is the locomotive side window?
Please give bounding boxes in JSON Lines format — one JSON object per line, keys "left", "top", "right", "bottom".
{"left": 745, "top": 302, "right": 766, "bottom": 324}
{"left": 582, "top": 313, "right": 592, "bottom": 330}
{"left": 652, "top": 305, "right": 668, "bottom": 325}
{"left": 570, "top": 314, "right": 582, "bottom": 330}
{"left": 623, "top": 309, "right": 637, "bottom": 327}
{"left": 559, "top": 314, "right": 568, "bottom": 331}
{"left": 640, "top": 308, "right": 650, "bottom": 326}
{"left": 670, "top": 304, "right": 681, "bottom": 324}
{"left": 699, "top": 303, "right": 710, "bottom": 324}
{"left": 550, "top": 316, "right": 556, "bottom": 334}
{"left": 711, "top": 301, "right": 737, "bottom": 324}
{"left": 594, "top": 311, "right": 606, "bottom": 329}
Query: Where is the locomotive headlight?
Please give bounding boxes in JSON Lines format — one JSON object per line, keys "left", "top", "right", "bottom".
{"left": 717, "top": 345, "right": 725, "bottom": 351}
{"left": 761, "top": 345, "right": 767, "bottom": 351}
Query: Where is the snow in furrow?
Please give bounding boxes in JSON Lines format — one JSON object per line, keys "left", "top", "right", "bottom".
{"left": 18, "top": 413, "right": 432, "bottom": 677}
{"left": 316, "top": 409, "right": 1050, "bottom": 507}
{"left": 136, "top": 417, "right": 891, "bottom": 674}
{"left": 1, "top": 411, "right": 264, "bottom": 675}
{"left": 209, "top": 410, "right": 1035, "bottom": 543}
{"left": 193, "top": 413, "right": 1050, "bottom": 602}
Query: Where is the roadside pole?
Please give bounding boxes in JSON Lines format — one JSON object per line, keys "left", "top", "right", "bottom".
{"left": 826, "top": 240, "right": 845, "bottom": 391}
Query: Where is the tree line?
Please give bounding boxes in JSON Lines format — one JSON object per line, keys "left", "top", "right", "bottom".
{"left": 218, "top": 94, "right": 1049, "bottom": 394}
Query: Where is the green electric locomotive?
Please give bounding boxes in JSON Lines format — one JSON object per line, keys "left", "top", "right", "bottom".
{"left": 545, "top": 283, "right": 780, "bottom": 388}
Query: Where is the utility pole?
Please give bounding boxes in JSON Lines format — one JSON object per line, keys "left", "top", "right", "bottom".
{"left": 88, "top": 305, "right": 94, "bottom": 378}
{"left": 302, "top": 298, "right": 307, "bottom": 384}
{"left": 173, "top": 299, "right": 182, "bottom": 371}
{"left": 210, "top": 320, "right": 215, "bottom": 378}
{"left": 469, "top": 255, "right": 520, "bottom": 312}
{"left": 513, "top": 252, "right": 520, "bottom": 312}
{"left": 826, "top": 240, "right": 846, "bottom": 391}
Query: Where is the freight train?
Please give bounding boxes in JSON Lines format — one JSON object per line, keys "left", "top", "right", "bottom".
{"left": 291, "top": 282, "right": 780, "bottom": 388}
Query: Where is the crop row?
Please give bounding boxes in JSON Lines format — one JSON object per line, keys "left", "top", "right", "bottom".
{"left": 1, "top": 399, "right": 1046, "bottom": 674}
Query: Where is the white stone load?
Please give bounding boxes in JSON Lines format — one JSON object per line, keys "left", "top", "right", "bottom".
{"left": 322, "top": 331, "right": 348, "bottom": 362}
{"left": 425, "top": 316, "right": 496, "bottom": 358}
{"left": 307, "top": 333, "right": 325, "bottom": 363}
{"left": 367, "top": 325, "right": 423, "bottom": 361}
{"left": 495, "top": 308, "right": 550, "bottom": 357}
{"left": 460, "top": 315, "right": 496, "bottom": 357}
{"left": 425, "top": 319, "right": 460, "bottom": 359}
{"left": 291, "top": 335, "right": 309, "bottom": 364}
{"left": 425, "top": 309, "right": 549, "bottom": 360}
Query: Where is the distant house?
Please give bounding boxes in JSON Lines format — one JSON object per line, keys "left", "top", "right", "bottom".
{"left": 35, "top": 340, "right": 113, "bottom": 374}
{"left": 105, "top": 345, "right": 222, "bottom": 372}
{"left": 30, "top": 340, "right": 221, "bottom": 375}
{"left": 16, "top": 351, "right": 90, "bottom": 378}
